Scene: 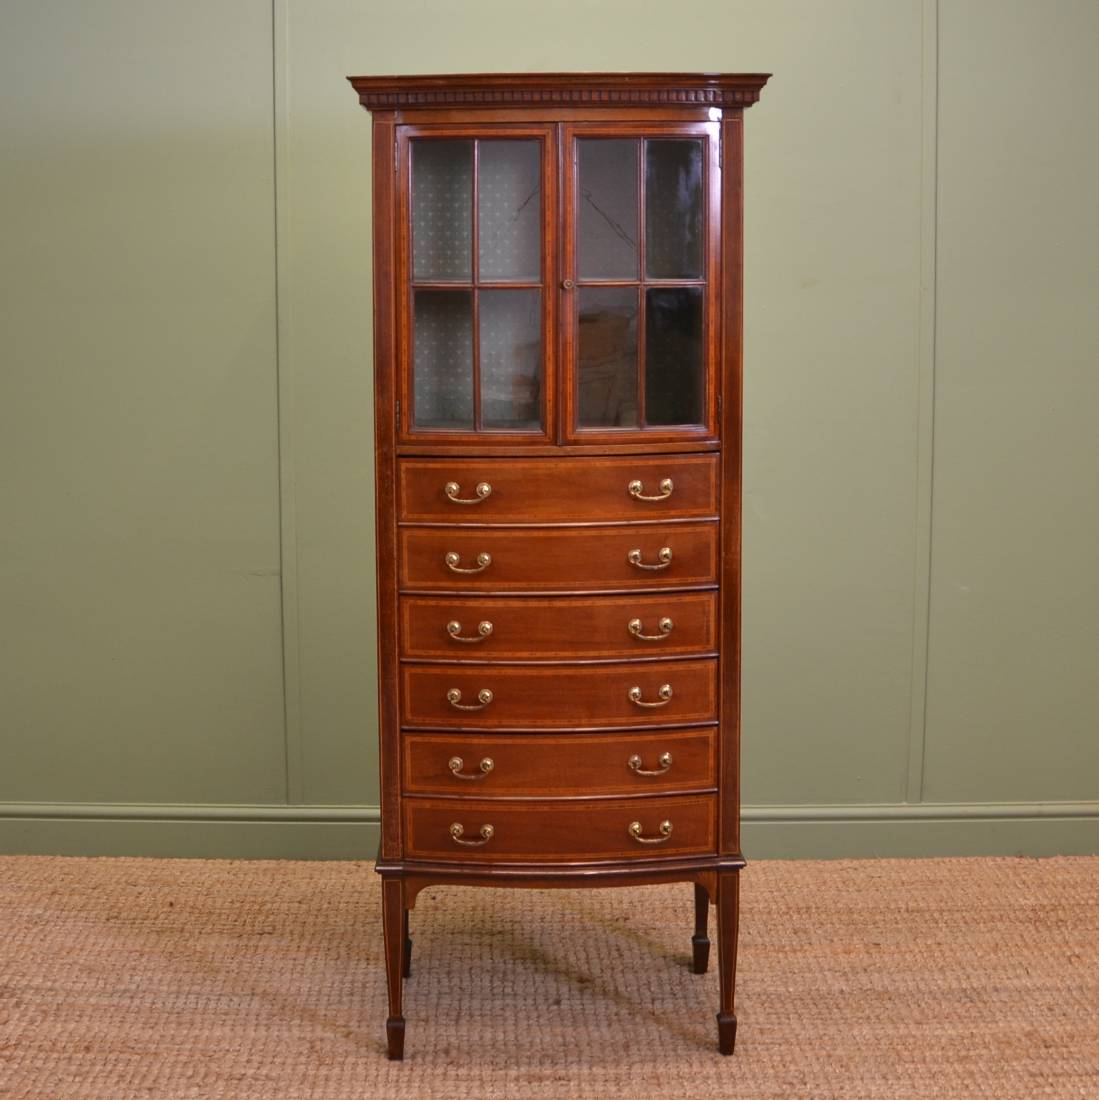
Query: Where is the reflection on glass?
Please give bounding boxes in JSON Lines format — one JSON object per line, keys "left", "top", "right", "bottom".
{"left": 578, "top": 139, "right": 639, "bottom": 280}
{"left": 480, "top": 289, "right": 542, "bottom": 429}
{"left": 646, "top": 140, "right": 704, "bottom": 280}
{"left": 412, "top": 140, "right": 472, "bottom": 282}
{"left": 578, "top": 286, "right": 638, "bottom": 428}
{"left": 645, "top": 286, "right": 703, "bottom": 425}
{"left": 413, "top": 290, "right": 473, "bottom": 428}
{"left": 479, "top": 141, "right": 541, "bottom": 282}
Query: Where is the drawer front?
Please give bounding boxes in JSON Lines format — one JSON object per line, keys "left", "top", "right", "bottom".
{"left": 400, "top": 659, "right": 717, "bottom": 730}
{"left": 404, "top": 794, "right": 716, "bottom": 862}
{"left": 400, "top": 591, "right": 718, "bottom": 661}
{"left": 399, "top": 454, "right": 718, "bottom": 524}
{"left": 403, "top": 728, "right": 717, "bottom": 796}
{"left": 399, "top": 522, "right": 718, "bottom": 592}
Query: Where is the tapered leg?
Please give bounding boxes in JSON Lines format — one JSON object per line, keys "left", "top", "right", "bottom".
{"left": 692, "top": 882, "right": 711, "bottom": 974}
{"left": 382, "top": 878, "right": 405, "bottom": 1060}
{"left": 715, "top": 869, "right": 740, "bottom": 1055}
{"left": 402, "top": 908, "right": 412, "bottom": 978}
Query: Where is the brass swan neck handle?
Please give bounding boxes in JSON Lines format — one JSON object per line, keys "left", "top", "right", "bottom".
{"left": 627, "top": 547, "right": 673, "bottom": 571}
{"left": 444, "top": 551, "right": 492, "bottom": 574}
{"left": 628, "top": 477, "right": 673, "bottom": 502}
{"left": 450, "top": 822, "right": 494, "bottom": 845}
{"left": 628, "top": 820, "right": 673, "bottom": 844}
{"left": 446, "top": 687, "right": 494, "bottom": 711}
{"left": 628, "top": 617, "right": 673, "bottom": 641}
{"left": 444, "top": 481, "right": 492, "bottom": 504}
{"left": 628, "top": 751, "right": 673, "bottom": 776}
{"left": 448, "top": 755, "right": 494, "bottom": 780}
{"left": 628, "top": 684, "right": 673, "bottom": 708}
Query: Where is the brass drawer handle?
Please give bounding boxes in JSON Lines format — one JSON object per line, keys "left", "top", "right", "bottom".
{"left": 444, "top": 480, "right": 492, "bottom": 504}
{"left": 444, "top": 551, "right": 492, "bottom": 574}
{"left": 628, "top": 751, "right": 673, "bottom": 776}
{"left": 448, "top": 755, "right": 494, "bottom": 780}
{"left": 628, "top": 477, "right": 673, "bottom": 502}
{"left": 447, "top": 619, "right": 494, "bottom": 643}
{"left": 450, "top": 822, "right": 494, "bottom": 845}
{"left": 446, "top": 687, "right": 493, "bottom": 711}
{"left": 628, "top": 616, "right": 673, "bottom": 641}
{"left": 629, "top": 819, "right": 673, "bottom": 844}
{"left": 628, "top": 683, "right": 673, "bottom": 708}
{"left": 627, "top": 547, "right": 673, "bottom": 571}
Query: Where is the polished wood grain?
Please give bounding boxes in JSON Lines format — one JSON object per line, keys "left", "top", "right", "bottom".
{"left": 399, "top": 521, "right": 718, "bottom": 592}
{"left": 382, "top": 876, "right": 405, "bottom": 1058}
{"left": 401, "top": 907, "right": 411, "bottom": 978}
{"left": 693, "top": 881, "right": 711, "bottom": 974}
{"left": 399, "top": 590, "right": 717, "bottom": 662}
{"left": 400, "top": 658, "right": 718, "bottom": 730}
{"left": 383, "top": 856, "right": 742, "bottom": 895}
{"left": 348, "top": 72, "right": 770, "bottom": 111}
{"left": 719, "top": 113, "right": 745, "bottom": 859}
{"left": 355, "top": 70, "right": 768, "bottom": 1059}
{"left": 716, "top": 869, "right": 740, "bottom": 1054}
{"left": 389, "top": 107, "right": 726, "bottom": 125}
{"left": 398, "top": 453, "right": 719, "bottom": 523}
{"left": 403, "top": 793, "right": 716, "bottom": 862}
{"left": 371, "top": 111, "right": 403, "bottom": 862}
{"left": 397, "top": 440, "right": 720, "bottom": 458}
{"left": 402, "top": 727, "right": 717, "bottom": 797}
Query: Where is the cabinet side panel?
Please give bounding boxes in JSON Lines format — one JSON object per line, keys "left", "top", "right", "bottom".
{"left": 719, "top": 114, "right": 744, "bottom": 856}
{"left": 372, "top": 113, "right": 402, "bottom": 859}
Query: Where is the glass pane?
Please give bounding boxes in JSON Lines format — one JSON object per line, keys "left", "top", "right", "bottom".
{"left": 413, "top": 290, "right": 473, "bottom": 429}
{"left": 645, "top": 286, "right": 703, "bottom": 426}
{"left": 411, "top": 140, "right": 472, "bottom": 282}
{"left": 577, "top": 286, "right": 638, "bottom": 428}
{"left": 478, "top": 141, "right": 541, "bottom": 282}
{"left": 646, "top": 140, "right": 704, "bottom": 280}
{"left": 577, "top": 139, "right": 639, "bottom": 280}
{"left": 480, "top": 289, "right": 542, "bottom": 430}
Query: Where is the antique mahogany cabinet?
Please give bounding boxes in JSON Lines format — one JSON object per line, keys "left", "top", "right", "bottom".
{"left": 347, "top": 71, "right": 769, "bottom": 1059}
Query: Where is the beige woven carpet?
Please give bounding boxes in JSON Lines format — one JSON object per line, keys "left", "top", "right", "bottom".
{"left": 1, "top": 856, "right": 1097, "bottom": 1099}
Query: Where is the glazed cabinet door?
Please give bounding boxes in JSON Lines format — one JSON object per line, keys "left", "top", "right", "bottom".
{"left": 397, "top": 125, "right": 556, "bottom": 443}
{"left": 562, "top": 123, "right": 721, "bottom": 443}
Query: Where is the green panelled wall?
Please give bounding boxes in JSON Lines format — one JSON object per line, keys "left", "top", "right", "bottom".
{"left": 1, "top": 2, "right": 286, "bottom": 809}
{"left": 1, "top": 0, "right": 1096, "bottom": 859}
{"left": 924, "top": 1, "right": 1099, "bottom": 806}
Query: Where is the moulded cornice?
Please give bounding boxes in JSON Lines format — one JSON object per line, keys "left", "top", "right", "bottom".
{"left": 347, "top": 71, "right": 770, "bottom": 112}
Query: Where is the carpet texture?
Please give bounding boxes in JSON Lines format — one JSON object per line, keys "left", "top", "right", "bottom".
{"left": 0, "top": 854, "right": 1096, "bottom": 1098}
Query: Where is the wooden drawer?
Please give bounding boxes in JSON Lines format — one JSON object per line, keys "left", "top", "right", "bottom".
{"left": 400, "top": 659, "right": 717, "bottom": 730}
{"left": 404, "top": 794, "right": 716, "bottom": 862}
{"left": 398, "top": 454, "right": 718, "bottom": 524}
{"left": 399, "top": 522, "right": 718, "bottom": 592}
{"left": 403, "top": 728, "right": 717, "bottom": 797}
{"left": 399, "top": 591, "right": 718, "bottom": 661}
